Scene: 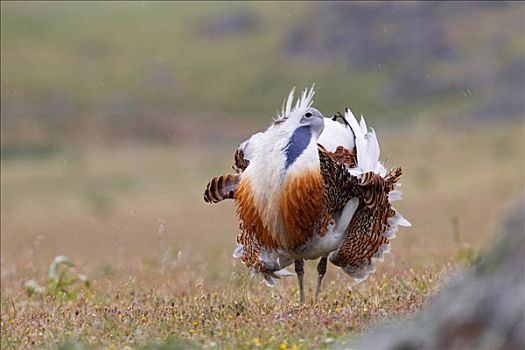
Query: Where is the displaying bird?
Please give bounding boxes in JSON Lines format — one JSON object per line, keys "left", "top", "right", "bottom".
{"left": 204, "top": 86, "right": 410, "bottom": 302}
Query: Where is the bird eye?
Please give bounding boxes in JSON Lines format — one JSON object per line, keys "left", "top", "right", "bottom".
{"left": 304, "top": 112, "right": 312, "bottom": 118}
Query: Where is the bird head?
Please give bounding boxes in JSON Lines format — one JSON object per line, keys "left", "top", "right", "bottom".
{"left": 268, "top": 86, "right": 326, "bottom": 171}
{"left": 272, "top": 86, "right": 323, "bottom": 135}
{"left": 297, "top": 107, "right": 325, "bottom": 138}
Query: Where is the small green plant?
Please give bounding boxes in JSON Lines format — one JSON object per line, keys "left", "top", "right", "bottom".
{"left": 23, "top": 255, "right": 91, "bottom": 299}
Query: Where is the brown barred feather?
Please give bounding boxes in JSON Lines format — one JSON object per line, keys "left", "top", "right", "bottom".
{"left": 204, "top": 148, "right": 250, "bottom": 203}
{"left": 329, "top": 167, "right": 404, "bottom": 274}
{"left": 330, "top": 204, "right": 389, "bottom": 268}
{"left": 233, "top": 149, "right": 250, "bottom": 172}
{"left": 328, "top": 146, "right": 357, "bottom": 168}
{"left": 203, "top": 174, "right": 240, "bottom": 203}
{"left": 318, "top": 145, "right": 360, "bottom": 215}
{"left": 385, "top": 167, "right": 403, "bottom": 190}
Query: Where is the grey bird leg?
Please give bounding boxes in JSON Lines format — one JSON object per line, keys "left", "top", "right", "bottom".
{"left": 315, "top": 256, "right": 328, "bottom": 300}
{"left": 294, "top": 259, "right": 305, "bottom": 303}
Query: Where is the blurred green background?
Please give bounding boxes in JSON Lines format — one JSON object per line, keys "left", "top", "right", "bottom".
{"left": 2, "top": 1, "right": 523, "bottom": 154}
{"left": 1, "top": 1, "right": 524, "bottom": 270}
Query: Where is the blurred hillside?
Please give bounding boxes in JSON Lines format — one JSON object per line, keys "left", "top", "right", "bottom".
{"left": 1, "top": 1, "right": 524, "bottom": 154}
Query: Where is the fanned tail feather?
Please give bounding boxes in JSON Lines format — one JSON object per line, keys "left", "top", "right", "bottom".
{"left": 203, "top": 174, "right": 240, "bottom": 203}
{"left": 345, "top": 109, "right": 386, "bottom": 177}
{"left": 330, "top": 169, "right": 408, "bottom": 283}
{"left": 330, "top": 110, "right": 410, "bottom": 283}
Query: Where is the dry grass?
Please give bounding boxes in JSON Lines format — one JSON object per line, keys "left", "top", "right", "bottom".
{"left": 1, "top": 122, "right": 523, "bottom": 349}
{"left": 1, "top": 265, "right": 449, "bottom": 349}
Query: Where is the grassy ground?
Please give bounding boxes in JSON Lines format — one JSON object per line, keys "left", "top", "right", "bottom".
{"left": 1, "top": 122, "right": 524, "bottom": 349}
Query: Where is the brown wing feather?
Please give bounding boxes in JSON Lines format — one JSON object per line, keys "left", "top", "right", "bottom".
{"left": 329, "top": 168, "right": 403, "bottom": 280}
{"left": 318, "top": 144, "right": 360, "bottom": 215}
{"left": 203, "top": 174, "right": 240, "bottom": 203}
{"left": 329, "top": 146, "right": 357, "bottom": 168}
{"left": 204, "top": 148, "right": 249, "bottom": 203}
{"left": 233, "top": 149, "right": 250, "bottom": 172}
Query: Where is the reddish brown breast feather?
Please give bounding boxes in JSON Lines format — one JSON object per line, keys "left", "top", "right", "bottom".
{"left": 234, "top": 178, "right": 277, "bottom": 271}
{"left": 234, "top": 170, "right": 329, "bottom": 271}
{"left": 279, "top": 170, "right": 330, "bottom": 249}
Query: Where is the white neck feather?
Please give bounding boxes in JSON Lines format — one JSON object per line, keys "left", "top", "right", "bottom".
{"left": 240, "top": 86, "right": 319, "bottom": 233}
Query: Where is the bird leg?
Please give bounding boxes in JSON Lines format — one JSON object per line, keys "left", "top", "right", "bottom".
{"left": 315, "top": 256, "right": 328, "bottom": 300}
{"left": 294, "top": 259, "right": 305, "bottom": 303}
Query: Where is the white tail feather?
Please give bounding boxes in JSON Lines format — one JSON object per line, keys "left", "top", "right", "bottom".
{"left": 317, "top": 117, "right": 356, "bottom": 152}
{"left": 359, "top": 115, "right": 368, "bottom": 135}
{"left": 388, "top": 211, "right": 412, "bottom": 227}
{"left": 274, "top": 268, "right": 296, "bottom": 277}
{"left": 343, "top": 242, "right": 392, "bottom": 284}
{"left": 346, "top": 110, "right": 389, "bottom": 177}
{"left": 232, "top": 245, "right": 244, "bottom": 259}
{"left": 345, "top": 109, "right": 370, "bottom": 174}
{"left": 388, "top": 190, "right": 403, "bottom": 202}
{"left": 383, "top": 226, "right": 399, "bottom": 239}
